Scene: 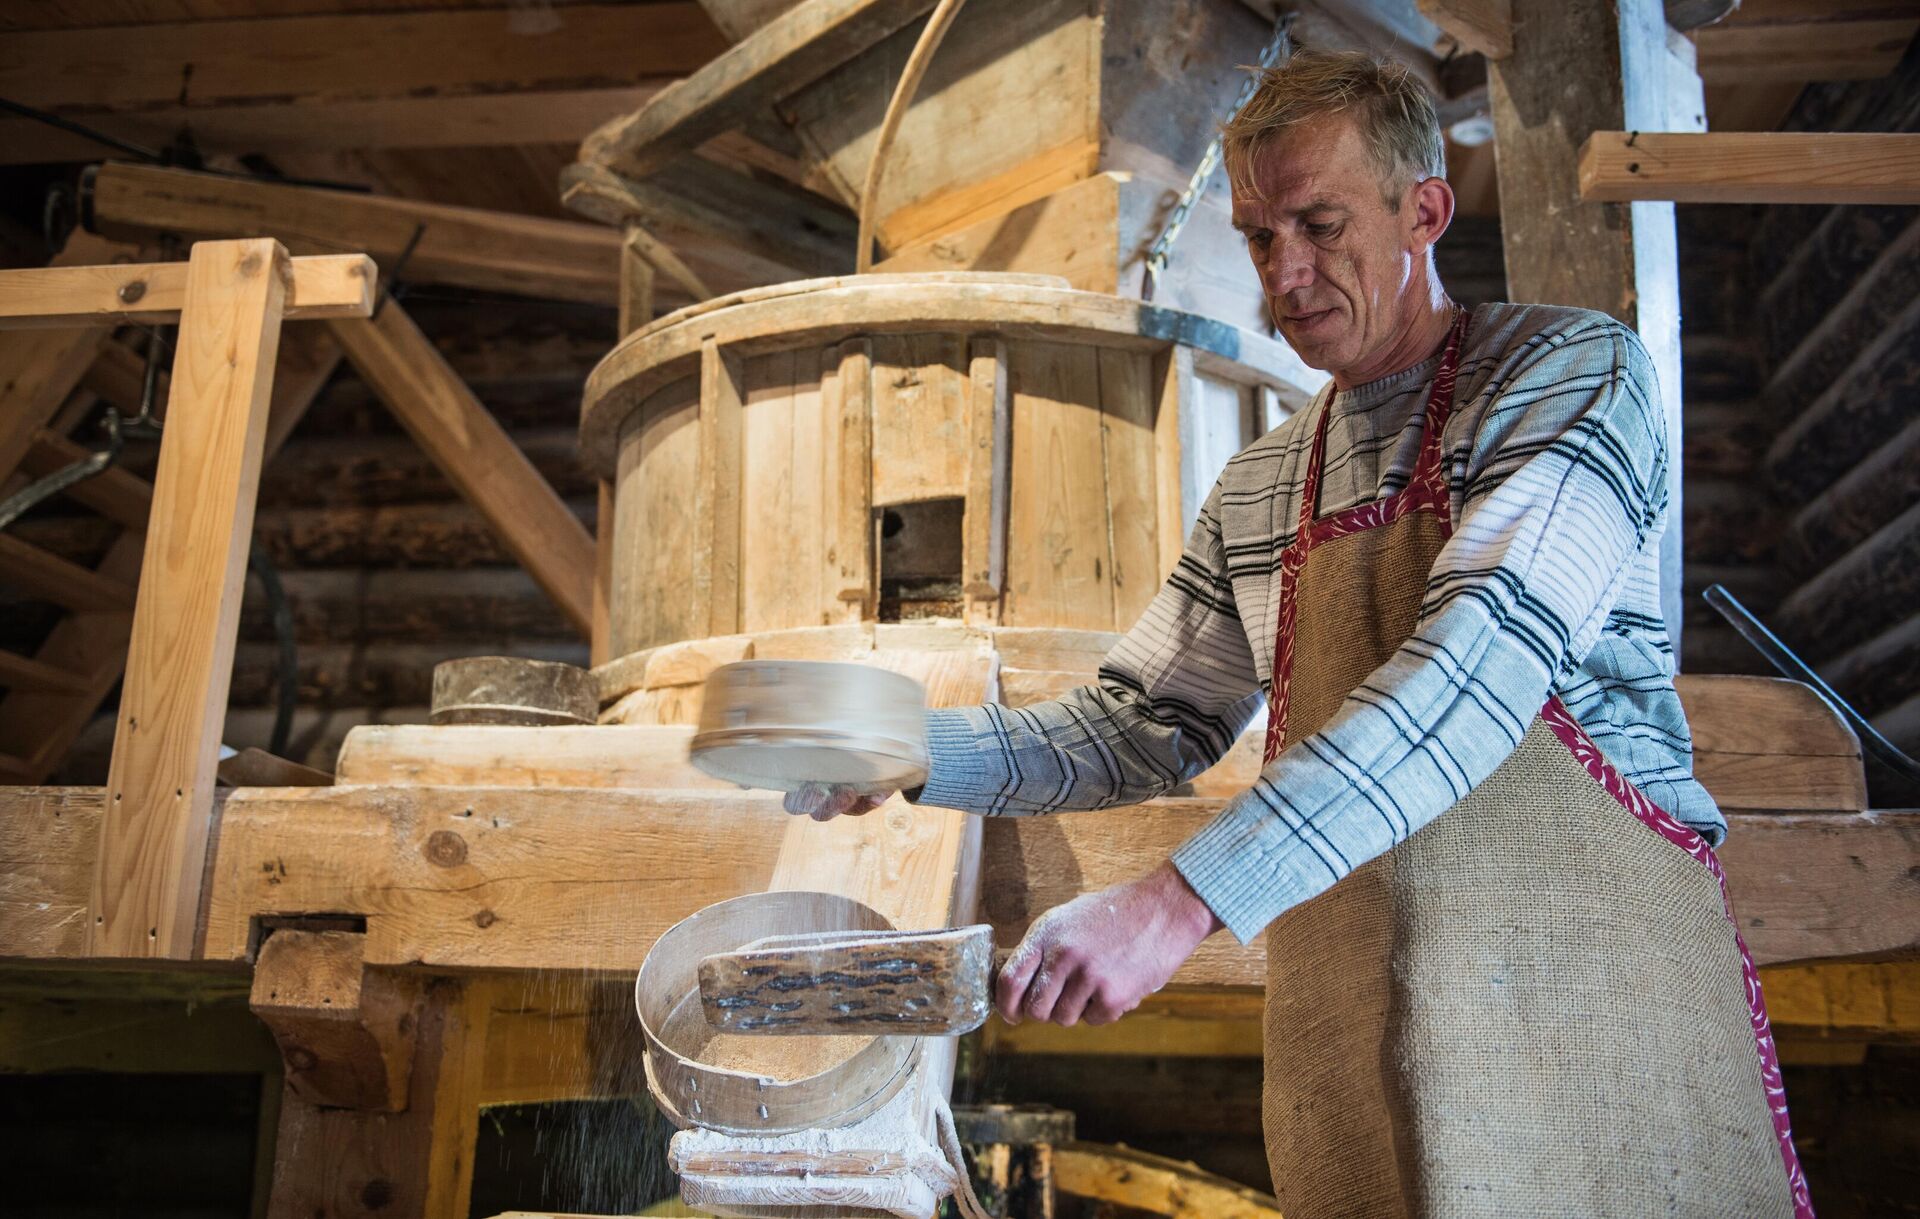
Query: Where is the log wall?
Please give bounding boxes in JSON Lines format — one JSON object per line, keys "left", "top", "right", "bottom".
{"left": 1679, "top": 42, "right": 1920, "bottom": 803}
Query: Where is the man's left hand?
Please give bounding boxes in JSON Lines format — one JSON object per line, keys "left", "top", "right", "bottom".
{"left": 995, "top": 861, "right": 1225, "bottom": 1027}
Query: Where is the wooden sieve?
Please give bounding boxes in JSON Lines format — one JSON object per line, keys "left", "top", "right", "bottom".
{"left": 688, "top": 660, "right": 929, "bottom": 794}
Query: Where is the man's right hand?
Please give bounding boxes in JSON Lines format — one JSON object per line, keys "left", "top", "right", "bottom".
{"left": 783, "top": 783, "right": 891, "bottom": 821}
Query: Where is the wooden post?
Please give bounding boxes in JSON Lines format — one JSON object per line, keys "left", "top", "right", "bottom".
{"left": 596, "top": 225, "right": 660, "bottom": 665}
{"left": 89, "top": 237, "right": 289, "bottom": 959}
{"left": 1488, "top": 0, "right": 1703, "bottom": 657}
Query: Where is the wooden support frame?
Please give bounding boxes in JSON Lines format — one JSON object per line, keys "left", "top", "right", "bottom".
{"left": 1579, "top": 131, "right": 1920, "bottom": 205}
{"left": 0, "top": 241, "right": 374, "bottom": 956}
{"left": 1415, "top": 0, "right": 1512, "bottom": 59}
{"left": 89, "top": 239, "right": 295, "bottom": 957}
{"left": 0, "top": 251, "right": 373, "bottom": 328}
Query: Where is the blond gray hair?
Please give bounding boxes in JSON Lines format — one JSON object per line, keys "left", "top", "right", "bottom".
{"left": 1222, "top": 50, "right": 1446, "bottom": 207}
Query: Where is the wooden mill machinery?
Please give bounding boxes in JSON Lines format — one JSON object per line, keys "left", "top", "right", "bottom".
{"left": 1, "top": 2, "right": 1915, "bottom": 1217}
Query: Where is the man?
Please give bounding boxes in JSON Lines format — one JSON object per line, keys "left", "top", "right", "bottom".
{"left": 790, "top": 51, "right": 1809, "bottom": 1218}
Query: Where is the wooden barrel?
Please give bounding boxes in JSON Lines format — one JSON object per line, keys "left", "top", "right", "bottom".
{"left": 581, "top": 273, "right": 1324, "bottom": 660}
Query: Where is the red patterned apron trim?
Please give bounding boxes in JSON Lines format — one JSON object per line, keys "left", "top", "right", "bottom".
{"left": 1539, "top": 698, "right": 1814, "bottom": 1217}
{"left": 1263, "top": 312, "right": 1468, "bottom": 762}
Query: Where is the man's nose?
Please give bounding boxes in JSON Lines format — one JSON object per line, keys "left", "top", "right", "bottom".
{"left": 1263, "top": 237, "right": 1314, "bottom": 296}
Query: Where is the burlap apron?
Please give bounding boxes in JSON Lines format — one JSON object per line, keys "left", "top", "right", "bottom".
{"left": 1259, "top": 315, "right": 1811, "bottom": 1218}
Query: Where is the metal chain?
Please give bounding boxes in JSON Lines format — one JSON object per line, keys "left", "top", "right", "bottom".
{"left": 1143, "top": 14, "right": 1294, "bottom": 302}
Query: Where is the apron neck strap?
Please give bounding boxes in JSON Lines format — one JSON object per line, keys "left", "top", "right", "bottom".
{"left": 1297, "top": 307, "right": 1469, "bottom": 539}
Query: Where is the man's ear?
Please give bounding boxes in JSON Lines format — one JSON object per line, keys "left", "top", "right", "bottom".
{"left": 1408, "top": 176, "right": 1455, "bottom": 253}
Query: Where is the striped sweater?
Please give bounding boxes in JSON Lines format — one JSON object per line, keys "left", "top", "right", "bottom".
{"left": 911, "top": 302, "right": 1722, "bottom": 944}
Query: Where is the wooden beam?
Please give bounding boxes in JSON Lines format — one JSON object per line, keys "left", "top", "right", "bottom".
{"left": 327, "top": 303, "right": 596, "bottom": 638}
{"left": 1490, "top": 0, "right": 1700, "bottom": 653}
{"left": 0, "top": 328, "right": 110, "bottom": 478}
{"left": 0, "top": 4, "right": 723, "bottom": 115}
{"left": 1695, "top": 7, "right": 1920, "bottom": 84}
{"left": 0, "top": 87, "right": 672, "bottom": 166}
{"left": 1415, "top": 0, "right": 1512, "bottom": 58}
{"left": 19, "top": 430, "right": 153, "bottom": 531}
{"left": 580, "top": 0, "right": 937, "bottom": 180}
{"left": 0, "top": 533, "right": 135, "bottom": 612}
{"left": 90, "top": 238, "right": 294, "bottom": 959}
{"left": 1580, "top": 132, "right": 1920, "bottom": 205}
{"left": 5, "top": 783, "right": 1914, "bottom": 973}
{"left": 0, "top": 251, "right": 374, "bottom": 329}
{"left": 85, "top": 162, "right": 619, "bottom": 307}
{"left": 559, "top": 158, "right": 854, "bottom": 286}
{"left": 0, "top": 649, "right": 90, "bottom": 697}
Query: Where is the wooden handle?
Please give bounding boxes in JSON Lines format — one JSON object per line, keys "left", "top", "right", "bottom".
{"left": 698, "top": 923, "right": 994, "bottom": 1036}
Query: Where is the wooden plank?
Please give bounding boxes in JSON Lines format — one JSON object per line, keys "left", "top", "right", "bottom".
{"left": 91, "top": 238, "right": 289, "bottom": 959}
{"left": 1098, "top": 347, "right": 1162, "bottom": 626}
{"left": 0, "top": 533, "right": 135, "bottom": 612}
{"left": 1054, "top": 1144, "right": 1283, "bottom": 1219}
{"left": 0, "top": 649, "right": 89, "bottom": 696}
{"left": 0, "top": 328, "right": 108, "bottom": 478}
{"left": 0, "top": 252, "right": 372, "bottom": 329}
{"left": 1415, "top": 0, "right": 1512, "bottom": 58}
{"left": 698, "top": 338, "right": 747, "bottom": 637}
{"left": 1000, "top": 340, "right": 1116, "bottom": 630}
{"left": 737, "top": 348, "right": 831, "bottom": 634}
{"left": 579, "top": 0, "right": 937, "bottom": 180}
{"left": 250, "top": 928, "right": 419, "bottom": 1111}
{"left": 87, "top": 162, "right": 619, "bottom": 307}
{"left": 1696, "top": 12, "right": 1920, "bottom": 83}
{"left": 202, "top": 785, "right": 792, "bottom": 972}
{"left": 827, "top": 340, "right": 875, "bottom": 617}
{"left": 962, "top": 339, "right": 1009, "bottom": 608}
{"left": 869, "top": 333, "right": 969, "bottom": 505}
{"left": 0, "top": 86, "right": 673, "bottom": 165}
{"left": 1761, "top": 960, "right": 1920, "bottom": 1042}
{"left": 559, "top": 158, "right": 854, "bottom": 285}
{"left": 333, "top": 723, "right": 731, "bottom": 789}
{"left": 0, "top": 4, "right": 722, "bottom": 113}
{"left": 1676, "top": 674, "right": 1867, "bottom": 811}
{"left": 877, "top": 170, "right": 1122, "bottom": 292}
{"left": 609, "top": 377, "right": 705, "bottom": 654}
{"left": 328, "top": 302, "right": 596, "bottom": 637}
{"left": 1579, "top": 132, "right": 1920, "bottom": 205}
{"left": 18, "top": 430, "right": 152, "bottom": 530}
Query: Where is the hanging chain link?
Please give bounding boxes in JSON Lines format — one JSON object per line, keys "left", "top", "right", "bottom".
{"left": 1143, "top": 14, "right": 1294, "bottom": 302}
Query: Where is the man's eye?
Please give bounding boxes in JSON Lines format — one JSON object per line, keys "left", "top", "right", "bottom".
{"left": 1306, "top": 222, "right": 1340, "bottom": 239}
{"left": 1245, "top": 229, "right": 1273, "bottom": 248}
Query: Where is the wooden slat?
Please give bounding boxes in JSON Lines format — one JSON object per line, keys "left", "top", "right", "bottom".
{"left": 0, "top": 533, "right": 135, "bottom": 612}
{"left": 1677, "top": 674, "right": 1867, "bottom": 811}
{"left": 0, "top": 4, "right": 723, "bottom": 113}
{"left": 8, "top": 787, "right": 1911, "bottom": 973}
{"left": 580, "top": 0, "right": 937, "bottom": 180}
{"left": 328, "top": 303, "right": 596, "bottom": 637}
{"left": 696, "top": 338, "right": 746, "bottom": 637}
{"left": 1098, "top": 347, "right": 1161, "bottom": 627}
{"left": 0, "top": 327, "right": 109, "bottom": 479}
{"left": 1696, "top": 11, "right": 1920, "bottom": 84}
{"left": 0, "top": 86, "right": 672, "bottom": 166}
{"left": 1579, "top": 132, "right": 1920, "bottom": 205}
{"left": 334, "top": 724, "right": 729, "bottom": 789}
{"left": 828, "top": 340, "right": 874, "bottom": 616}
{"left": 1416, "top": 0, "right": 1512, "bottom": 58}
{"left": 0, "top": 648, "right": 90, "bottom": 696}
{"left": 1000, "top": 340, "right": 1115, "bottom": 630}
{"left": 18, "top": 430, "right": 153, "bottom": 530}
{"left": 0, "top": 252, "right": 375, "bottom": 329}
{"left": 92, "top": 237, "right": 290, "bottom": 959}
{"left": 961, "top": 339, "right": 1008, "bottom": 605}
{"left": 868, "top": 333, "right": 968, "bottom": 505}
{"left": 87, "top": 162, "right": 619, "bottom": 307}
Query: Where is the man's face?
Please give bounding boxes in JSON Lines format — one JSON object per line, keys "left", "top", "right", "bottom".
{"left": 1231, "top": 115, "right": 1422, "bottom": 378}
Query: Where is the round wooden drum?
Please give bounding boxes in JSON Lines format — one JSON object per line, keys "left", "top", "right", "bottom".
{"left": 581, "top": 273, "right": 1321, "bottom": 662}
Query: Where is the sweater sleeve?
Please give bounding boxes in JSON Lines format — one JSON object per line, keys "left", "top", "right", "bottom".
{"left": 1172, "top": 318, "right": 1671, "bottom": 943}
{"left": 911, "top": 479, "right": 1264, "bottom": 816}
